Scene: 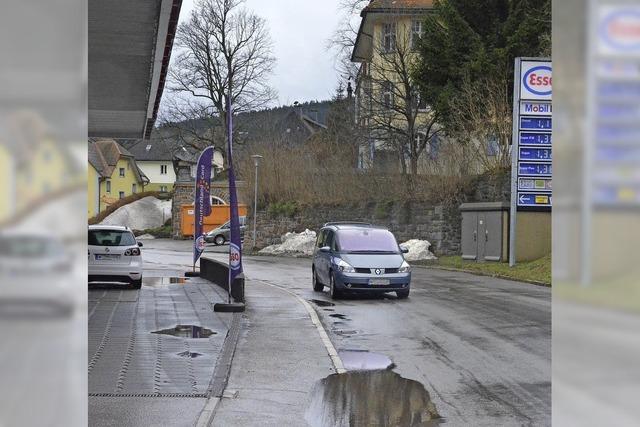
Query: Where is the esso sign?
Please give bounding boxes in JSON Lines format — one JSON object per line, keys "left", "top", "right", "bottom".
{"left": 600, "top": 8, "right": 640, "bottom": 52}
{"left": 520, "top": 61, "right": 552, "bottom": 100}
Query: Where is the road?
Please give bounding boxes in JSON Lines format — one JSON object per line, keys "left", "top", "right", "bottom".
{"left": 206, "top": 250, "right": 552, "bottom": 426}
{"left": 89, "top": 239, "right": 551, "bottom": 426}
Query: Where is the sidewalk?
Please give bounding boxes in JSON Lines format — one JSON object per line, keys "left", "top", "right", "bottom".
{"left": 88, "top": 276, "right": 231, "bottom": 427}
{"left": 210, "top": 280, "right": 336, "bottom": 426}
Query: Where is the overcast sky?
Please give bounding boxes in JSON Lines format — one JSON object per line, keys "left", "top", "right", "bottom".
{"left": 177, "top": 0, "right": 346, "bottom": 107}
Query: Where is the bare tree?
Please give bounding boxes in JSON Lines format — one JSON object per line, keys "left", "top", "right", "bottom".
{"left": 357, "top": 24, "right": 441, "bottom": 178}
{"left": 447, "top": 77, "right": 512, "bottom": 171}
{"left": 327, "top": 0, "right": 370, "bottom": 80}
{"left": 163, "top": 0, "right": 276, "bottom": 153}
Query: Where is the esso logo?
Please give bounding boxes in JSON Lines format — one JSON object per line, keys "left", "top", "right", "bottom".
{"left": 229, "top": 243, "right": 241, "bottom": 270}
{"left": 601, "top": 9, "right": 640, "bottom": 50}
{"left": 523, "top": 66, "right": 552, "bottom": 96}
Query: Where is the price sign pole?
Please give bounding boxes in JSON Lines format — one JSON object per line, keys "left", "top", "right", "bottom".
{"left": 510, "top": 57, "right": 553, "bottom": 266}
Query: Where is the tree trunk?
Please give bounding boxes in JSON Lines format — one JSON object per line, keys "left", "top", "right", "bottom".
{"left": 410, "top": 155, "right": 418, "bottom": 176}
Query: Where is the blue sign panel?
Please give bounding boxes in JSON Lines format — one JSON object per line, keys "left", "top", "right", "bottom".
{"left": 517, "top": 193, "right": 552, "bottom": 207}
{"left": 519, "top": 162, "right": 552, "bottom": 176}
{"left": 520, "top": 132, "right": 552, "bottom": 146}
{"left": 519, "top": 147, "right": 552, "bottom": 161}
{"left": 520, "top": 117, "right": 552, "bottom": 130}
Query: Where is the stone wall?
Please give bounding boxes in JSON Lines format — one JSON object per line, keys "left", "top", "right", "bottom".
{"left": 244, "top": 171, "right": 510, "bottom": 256}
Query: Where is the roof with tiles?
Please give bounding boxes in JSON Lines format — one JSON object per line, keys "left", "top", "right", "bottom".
{"left": 126, "top": 137, "right": 176, "bottom": 162}
{"left": 88, "top": 138, "right": 147, "bottom": 182}
{"left": 363, "top": 0, "right": 434, "bottom": 13}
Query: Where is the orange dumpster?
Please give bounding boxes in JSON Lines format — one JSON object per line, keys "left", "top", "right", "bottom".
{"left": 181, "top": 204, "right": 248, "bottom": 237}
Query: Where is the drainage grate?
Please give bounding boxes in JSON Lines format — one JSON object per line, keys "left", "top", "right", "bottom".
{"left": 89, "top": 392, "right": 209, "bottom": 398}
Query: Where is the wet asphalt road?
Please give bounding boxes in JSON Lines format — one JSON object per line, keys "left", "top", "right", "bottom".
{"left": 204, "top": 251, "right": 551, "bottom": 427}
{"left": 137, "top": 239, "right": 551, "bottom": 426}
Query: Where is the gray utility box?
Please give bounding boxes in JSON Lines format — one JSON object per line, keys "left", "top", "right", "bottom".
{"left": 460, "top": 202, "right": 509, "bottom": 262}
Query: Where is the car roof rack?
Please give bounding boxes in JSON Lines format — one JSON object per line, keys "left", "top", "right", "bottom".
{"left": 323, "top": 221, "right": 373, "bottom": 228}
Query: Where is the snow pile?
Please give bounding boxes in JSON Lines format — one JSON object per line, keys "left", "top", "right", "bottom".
{"left": 259, "top": 229, "right": 317, "bottom": 257}
{"left": 400, "top": 239, "right": 437, "bottom": 261}
{"left": 100, "top": 196, "right": 171, "bottom": 231}
{"left": 136, "top": 234, "right": 156, "bottom": 240}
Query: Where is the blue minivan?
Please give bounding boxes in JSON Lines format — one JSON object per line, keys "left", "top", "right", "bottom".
{"left": 312, "top": 223, "right": 411, "bottom": 299}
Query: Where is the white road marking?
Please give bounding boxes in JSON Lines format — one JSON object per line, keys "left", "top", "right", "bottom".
{"left": 260, "top": 281, "right": 346, "bottom": 374}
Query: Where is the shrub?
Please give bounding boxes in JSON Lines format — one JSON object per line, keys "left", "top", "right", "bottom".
{"left": 267, "top": 201, "right": 298, "bottom": 218}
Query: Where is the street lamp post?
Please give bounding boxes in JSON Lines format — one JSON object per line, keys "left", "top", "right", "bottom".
{"left": 250, "top": 155, "right": 263, "bottom": 250}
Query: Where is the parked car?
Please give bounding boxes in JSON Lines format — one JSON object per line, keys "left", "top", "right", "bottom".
{"left": 88, "top": 225, "right": 143, "bottom": 289}
{"left": 0, "top": 231, "right": 74, "bottom": 314}
{"left": 312, "top": 222, "right": 411, "bottom": 299}
{"left": 205, "top": 216, "right": 247, "bottom": 245}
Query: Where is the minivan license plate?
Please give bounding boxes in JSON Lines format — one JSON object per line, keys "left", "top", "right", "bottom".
{"left": 369, "top": 279, "right": 389, "bottom": 286}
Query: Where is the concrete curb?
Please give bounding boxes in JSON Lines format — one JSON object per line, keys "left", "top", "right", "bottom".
{"left": 414, "top": 264, "right": 551, "bottom": 287}
{"left": 196, "top": 311, "right": 243, "bottom": 427}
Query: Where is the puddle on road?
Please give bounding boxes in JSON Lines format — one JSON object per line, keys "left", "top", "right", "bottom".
{"left": 339, "top": 350, "right": 395, "bottom": 371}
{"left": 305, "top": 369, "right": 440, "bottom": 427}
{"left": 177, "top": 351, "right": 203, "bottom": 358}
{"left": 309, "top": 299, "right": 335, "bottom": 307}
{"left": 323, "top": 308, "right": 335, "bottom": 312}
{"left": 152, "top": 325, "right": 216, "bottom": 338}
{"left": 329, "top": 313, "right": 348, "bottom": 320}
{"left": 143, "top": 277, "right": 188, "bottom": 287}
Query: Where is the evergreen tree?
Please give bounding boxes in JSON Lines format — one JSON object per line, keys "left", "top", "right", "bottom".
{"left": 412, "top": 0, "right": 551, "bottom": 133}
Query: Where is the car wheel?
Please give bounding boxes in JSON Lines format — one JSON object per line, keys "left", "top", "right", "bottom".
{"left": 329, "top": 272, "right": 341, "bottom": 299}
{"left": 396, "top": 289, "right": 409, "bottom": 299}
{"left": 214, "top": 235, "right": 225, "bottom": 246}
{"left": 312, "top": 268, "right": 324, "bottom": 292}
{"left": 131, "top": 278, "right": 142, "bottom": 289}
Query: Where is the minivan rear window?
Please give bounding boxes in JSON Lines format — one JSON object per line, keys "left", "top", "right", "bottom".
{"left": 88, "top": 230, "right": 136, "bottom": 246}
{"left": 337, "top": 229, "right": 399, "bottom": 253}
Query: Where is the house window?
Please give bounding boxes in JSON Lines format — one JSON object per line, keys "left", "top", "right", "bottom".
{"left": 160, "top": 185, "right": 168, "bottom": 192}
{"left": 119, "top": 191, "right": 125, "bottom": 199}
{"left": 430, "top": 135, "right": 440, "bottom": 160}
{"left": 382, "top": 23, "right": 396, "bottom": 53}
{"left": 160, "top": 164, "right": 168, "bottom": 174}
{"left": 106, "top": 180, "right": 111, "bottom": 193}
{"left": 381, "top": 81, "right": 393, "bottom": 110}
{"left": 119, "top": 167, "right": 125, "bottom": 177}
{"left": 486, "top": 136, "right": 500, "bottom": 156}
{"left": 411, "top": 20, "right": 423, "bottom": 49}
{"left": 415, "top": 132, "right": 427, "bottom": 150}
{"left": 413, "top": 89, "right": 428, "bottom": 111}
{"left": 132, "top": 183, "right": 137, "bottom": 194}
{"left": 146, "top": 144, "right": 152, "bottom": 151}
{"left": 211, "top": 196, "right": 227, "bottom": 205}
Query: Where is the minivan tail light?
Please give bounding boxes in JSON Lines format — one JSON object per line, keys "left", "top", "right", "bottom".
{"left": 124, "top": 248, "right": 141, "bottom": 256}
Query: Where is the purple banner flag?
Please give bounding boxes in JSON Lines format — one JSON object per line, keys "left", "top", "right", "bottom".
{"left": 227, "top": 100, "right": 243, "bottom": 283}
{"left": 193, "top": 147, "right": 214, "bottom": 265}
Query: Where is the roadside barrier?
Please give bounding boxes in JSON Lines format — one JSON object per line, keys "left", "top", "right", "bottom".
{"left": 200, "top": 257, "right": 245, "bottom": 303}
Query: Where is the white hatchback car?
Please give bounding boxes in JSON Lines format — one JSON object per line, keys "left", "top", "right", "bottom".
{"left": 88, "top": 225, "right": 143, "bottom": 288}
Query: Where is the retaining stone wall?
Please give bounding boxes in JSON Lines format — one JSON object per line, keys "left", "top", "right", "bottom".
{"left": 244, "top": 171, "right": 510, "bottom": 256}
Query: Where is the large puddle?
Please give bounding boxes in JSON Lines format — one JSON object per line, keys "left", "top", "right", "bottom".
{"left": 305, "top": 369, "right": 440, "bottom": 426}
{"left": 152, "top": 325, "right": 216, "bottom": 338}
